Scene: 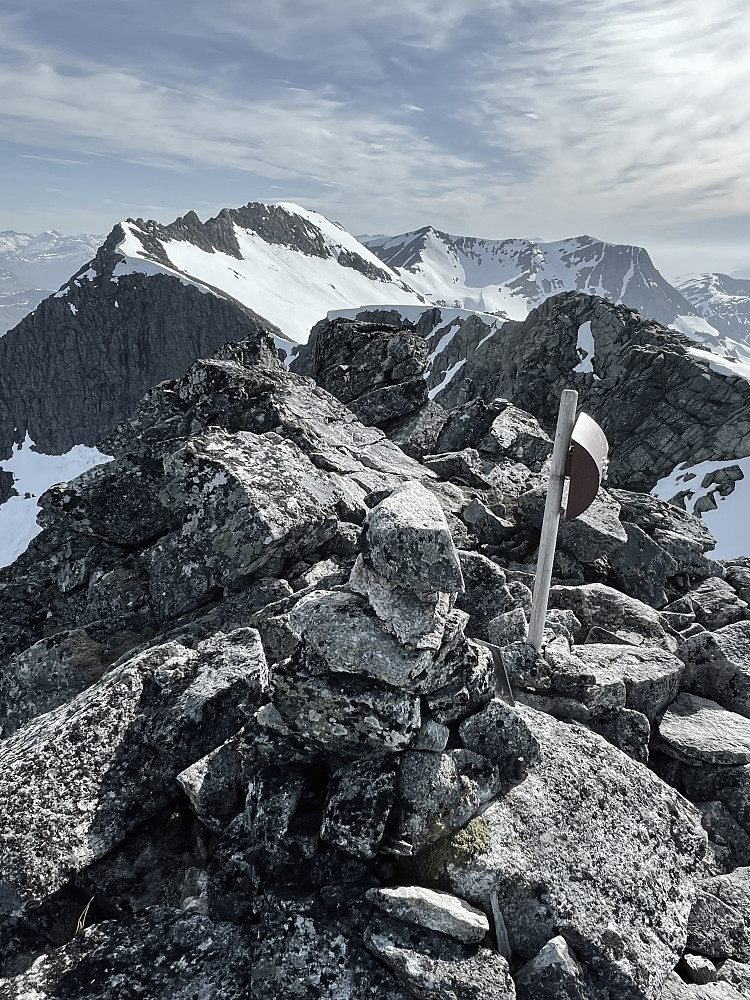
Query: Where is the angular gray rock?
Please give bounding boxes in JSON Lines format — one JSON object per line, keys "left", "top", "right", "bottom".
{"left": 696, "top": 801, "right": 750, "bottom": 876}
{"left": 543, "top": 641, "right": 682, "bottom": 721}
{"left": 364, "top": 911, "right": 516, "bottom": 1000}
{"left": 679, "top": 623, "right": 750, "bottom": 718}
{"left": 455, "top": 550, "right": 515, "bottom": 638}
{"left": 514, "top": 935, "right": 593, "bottom": 1000}
{"left": 396, "top": 749, "right": 500, "bottom": 854}
{"left": 609, "top": 521, "right": 679, "bottom": 608}
{"left": 519, "top": 487, "right": 628, "bottom": 565}
{"left": 679, "top": 954, "right": 718, "bottom": 985}
{"left": 717, "top": 959, "right": 750, "bottom": 995}
{"left": 724, "top": 557, "right": 750, "bottom": 605}
{"left": 548, "top": 583, "right": 679, "bottom": 651}
{"left": 0, "top": 630, "right": 268, "bottom": 910}
{"left": 289, "top": 589, "right": 438, "bottom": 688}
{"left": 590, "top": 707, "right": 651, "bottom": 764}
{"left": 366, "top": 886, "right": 489, "bottom": 944}
{"left": 321, "top": 757, "right": 399, "bottom": 858}
{"left": 658, "top": 972, "right": 743, "bottom": 998}
{"left": 305, "top": 313, "right": 430, "bottom": 427}
{"left": 144, "top": 429, "right": 365, "bottom": 616}
{"left": 272, "top": 660, "right": 422, "bottom": 756}
{"left": 386, "top": 400, "right": 449, "bottom": 461}
{"left": 0, "top": 906, "right": 253, "bottom": 999}
{"left": 659, "top": 694, "right": 750, "bottom": 765}
{"left": 348, "top": 555, "right": 452, "bottom": 650}
{"left": 478, "top": 404, "right": 552, "bottom": 470}
{"left": 361, "top": 481, "right": 465, "bottom": 595}
{"left": 487, "top": 607, "right": 529, "bottom": 646}
{"left": 685, "top": 577, "right": 749, "bottom": 631}
{"left": 610, "top": 490, "right": 722, "bottom": 582}
{"left": 687, "top": 869, "right": 750, "bottom": 961}
{"left": 458, "top": 698, "right": 541, "bottom": 780}
{"left": 439, "top": 708, "right": 707, "bottom": 1000}
{"left": 0, "top": 629, "right": 105, "bottom": 739}
{"left": 254, "top": 898, "right": 411, "bottom": 1000}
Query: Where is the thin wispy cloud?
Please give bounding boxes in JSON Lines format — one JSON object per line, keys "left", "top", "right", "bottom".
{"left": 0, "top": 0, "right": 748, "bottom": 274}
{"left": 21, "top": 154, "right": 88, "bottom": 165}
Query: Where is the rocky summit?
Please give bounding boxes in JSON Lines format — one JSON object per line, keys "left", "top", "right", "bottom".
{"left": 1, "top": 305, "right": 750, "bottom": 1000}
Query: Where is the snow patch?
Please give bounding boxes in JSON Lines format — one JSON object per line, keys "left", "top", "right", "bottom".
{"left": 687, "top": 346, "right": 750, "bottom": 383}
{"left": 652, "top": 456, "right": 750, "bottom": 558}
{"left": 0, "top": 434, "right": 112, "bottom": 567}
{"left": 428, "top": 358, "right": 466, "bottom": 400}
{"left": 573, "top": 320, "right": 599, "bottom": 376}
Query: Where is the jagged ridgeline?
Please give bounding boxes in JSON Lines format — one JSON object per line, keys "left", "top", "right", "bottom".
{"left": 2, "top": 229, "right": 750, "bottom": 996}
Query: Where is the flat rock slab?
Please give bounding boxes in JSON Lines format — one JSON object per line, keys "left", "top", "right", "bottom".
{"left": 272, "top": 661, "right": 422, "bottom": 755}
{"left": 441, "top": 707, "right": 706, "bottom": 1000}
{"left": 0, "top": 907, "right": 252, "bottom": 999}
{"left": 364, "top": 911, "right": 515, "bottom": 1000}
{"left": 660, "top": 694, "right": 750, "bottom": 765}
{"left": 367, "top": 885, "right": 489, "bottom": 944}
{"left": 561, "top": 643, "right": 683, "bottom": 721}
{"left": 289, "top": 589, "right": 436, "bottom": 688}
{"left": 658, "top": 973, "right": 744, "bottom": 999}
{"left": 0, "top": 631, "right": 267, "bottom": 910}
{"left": 548, "top": 584, "right": 678, "bottom": 652}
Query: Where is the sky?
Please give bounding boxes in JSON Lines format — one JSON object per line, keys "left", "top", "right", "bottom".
{"left": 1, "top": 0, "right": 749, "bottom": 281}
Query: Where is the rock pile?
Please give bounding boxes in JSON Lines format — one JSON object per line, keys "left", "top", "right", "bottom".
{"left": 1, "top": 312, "right": 750, "bottom": 998}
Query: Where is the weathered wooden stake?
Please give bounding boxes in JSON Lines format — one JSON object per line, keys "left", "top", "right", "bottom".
{"left": 527, "top": 389, "right": 579, "bottom": 651}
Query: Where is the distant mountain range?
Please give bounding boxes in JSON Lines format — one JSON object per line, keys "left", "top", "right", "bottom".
{"left": 1, "top": 201, "right": 750, "bottom": 565}
{"left": 0, "top": 230, "right": 104, "bottom": 337}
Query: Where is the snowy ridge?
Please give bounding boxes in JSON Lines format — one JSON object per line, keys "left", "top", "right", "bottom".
{"left": 95, "top": 204, "right": 426, "bottom": 344}
{"left": 363, "top": 228, "right": 702, "bottom": 328}
{"left": 675, "top": 272, "right": 750, "bottom": 347}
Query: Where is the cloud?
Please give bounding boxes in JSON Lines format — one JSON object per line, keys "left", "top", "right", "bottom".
{"left": 1, "top": 0, "right": 749, "bottom": 254}
{"left": 0, "top": 54, "right": 487, "bottom": 230}
{"left": 460, "top": 0, "right": 750, "bottom": 235}
{"left": 21, "top": 154, "right": 88, "bottom": 165}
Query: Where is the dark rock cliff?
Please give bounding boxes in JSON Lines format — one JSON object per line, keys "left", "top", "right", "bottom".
{"left": 0, "top": 227, "right": 281, "bottom": 459}
{"left": 434, "top": 292, "right": 750, "bottom": 492}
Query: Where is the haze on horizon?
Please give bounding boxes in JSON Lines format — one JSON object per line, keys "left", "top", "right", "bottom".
{"left": 1, "top": 0, "right": 748, "bottom": 281}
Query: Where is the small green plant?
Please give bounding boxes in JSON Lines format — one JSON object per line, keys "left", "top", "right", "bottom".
{"left": 396, "top": 817, "right": 492, "bottom": 890}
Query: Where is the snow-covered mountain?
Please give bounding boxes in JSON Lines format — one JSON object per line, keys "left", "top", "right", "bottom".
{"left": 675, "top": 272, "right": 750, "bottom": 347}
{"left": 0, "top": 202, "right": 429, "bottom": 565}
{"left": 100, "top": 203, "right": 424, "bottom": 344}
{"left": 362, "top": 228, "right": 701, "bottom": 328}
{"left": 3, "top": 202, "right": 749, "bottom": 567}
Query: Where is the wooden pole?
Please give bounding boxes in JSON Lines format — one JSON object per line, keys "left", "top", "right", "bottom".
{"left": 527, "top": 389, "right": 578, "bottom": 651}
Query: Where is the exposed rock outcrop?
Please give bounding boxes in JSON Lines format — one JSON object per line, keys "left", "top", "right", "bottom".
{"left": 1, "top": 311, "right": 747, "bottom": 1000}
